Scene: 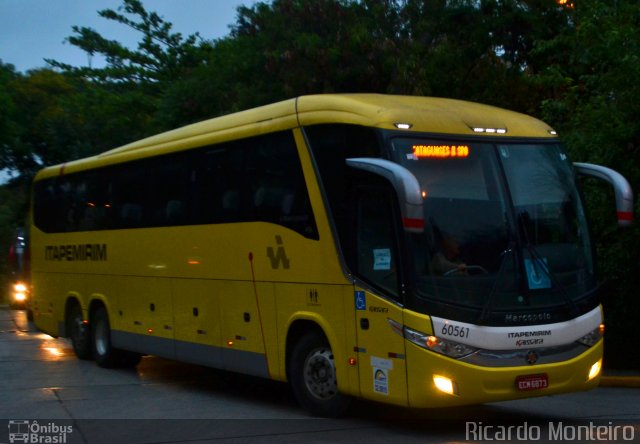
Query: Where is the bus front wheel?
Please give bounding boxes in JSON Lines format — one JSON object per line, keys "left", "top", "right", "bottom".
{"left": 289, "top": 330, "right": 350, "bottom": 417}
{"left": 92, "top": 306, "right": 141, "bottom": 368}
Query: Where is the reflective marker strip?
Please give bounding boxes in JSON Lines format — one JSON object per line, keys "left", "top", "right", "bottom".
{"left": 617, "top": 211, "right": 634, "bottom": 221}
{"left": 403, "top": 217, "right": 424, "bottom": 229}
{"left": 431, "top": 306, "right": 601, "bottom": 351}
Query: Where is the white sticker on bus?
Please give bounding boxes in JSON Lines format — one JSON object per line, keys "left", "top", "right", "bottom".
{"left": 373, "top": 248, "right": 391, "bottom": 270}
{"left": 370, "top": 356, "right": 393, "bottom": 370}
{"left": 373, "top": 368, "right": 389, "bottom": 395}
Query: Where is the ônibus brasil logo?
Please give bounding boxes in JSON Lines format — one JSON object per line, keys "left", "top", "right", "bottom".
{"left": 7, "top": 420, "right": 73, "bottom": 444}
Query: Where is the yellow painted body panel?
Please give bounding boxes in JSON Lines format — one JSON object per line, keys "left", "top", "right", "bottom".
{"left": 353, "top": 289, "right": 408, "bottom": 405}
{"left": 116, "top": 276, "right": 174, "bottom": 340}
{"left": 172, "top": 278, "right": 222, "bottom": 348}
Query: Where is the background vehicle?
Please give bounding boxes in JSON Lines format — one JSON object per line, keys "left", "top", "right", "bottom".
{"left": 29, "top": 95, "right": 633, "bottom": 416}
{"left": 7, "top": 228, "right": 30, "bottom": 315}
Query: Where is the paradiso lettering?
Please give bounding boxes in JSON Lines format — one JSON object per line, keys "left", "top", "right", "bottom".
{"left": 45, "top": 244, "right": 107, "bottom": 261}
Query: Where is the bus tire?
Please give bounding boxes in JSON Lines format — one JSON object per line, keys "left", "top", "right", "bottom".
{"left": 68, "top": 303, "right": 92, "bottom": 360}
{"left": 91, "top": 306, "right": 142, "bottom": 368}
{"left": 92, "top": 306, "right": 121, "bottom": 368}
{"left": 289, "top": 330, "right": 350, "bottom": 417}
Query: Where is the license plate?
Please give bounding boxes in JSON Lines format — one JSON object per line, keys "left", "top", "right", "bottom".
{"left": 516, "top": 373, "right": 549, "bottom": 391}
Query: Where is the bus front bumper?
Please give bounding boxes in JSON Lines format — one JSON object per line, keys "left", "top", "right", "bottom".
{"left": 405, "top": 339, "right": 602, "bottom": 408}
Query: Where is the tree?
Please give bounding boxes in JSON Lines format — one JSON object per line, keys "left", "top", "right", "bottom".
{"left": 47, "top": 0, "right": 210, "bottom": 86}
{"left": 533, "top": 0, "right": 640, "bottom": 368}
{"left": 157, "top": 0, "right": 406, "bottom": 129}
{"left": 0, "top": 62, "right": 21, "bottom": 173}
{"left": 45, "top": 0, "right": 214, "bottom": 134}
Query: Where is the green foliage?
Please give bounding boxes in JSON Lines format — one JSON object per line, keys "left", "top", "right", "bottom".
{"left": 533, "top": 0, "right": 640, "bottom": 368}
{"left": 0, "top": 62, "right": 22, "bottom": 173}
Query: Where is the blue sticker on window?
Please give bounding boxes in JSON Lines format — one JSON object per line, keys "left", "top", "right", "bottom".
{"left": 355, "top": 291, "right": 366, "bottom": 311}
{"left": 524, "top": 258, "right": 551, "bottom": 290}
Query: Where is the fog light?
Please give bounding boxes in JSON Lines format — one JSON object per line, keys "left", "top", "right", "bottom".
{"left": 13, "top": 292, "right": 27, "bottom": 302}
{"left": 433, "top": 375, "right": 457, "bottom": 395}
{"left": 588, "top": 360, "right": 602, "bottom": 381}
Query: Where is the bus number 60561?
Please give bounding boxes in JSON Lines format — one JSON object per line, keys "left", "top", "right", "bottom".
{"left": 442, "top": 324, "right": 470, "bottom": 339}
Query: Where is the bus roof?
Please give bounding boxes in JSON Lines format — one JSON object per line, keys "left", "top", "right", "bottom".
{"left": 34, "top": 94, "right": 556, "bottom": 181}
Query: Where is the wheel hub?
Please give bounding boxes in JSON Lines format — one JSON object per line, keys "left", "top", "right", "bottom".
{"left": 303, "top": 348, "right": 337, "bottom": 400}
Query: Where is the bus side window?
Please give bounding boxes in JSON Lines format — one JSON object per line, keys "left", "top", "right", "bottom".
{"left": 356, "top": 190, "right": 400, "bottom": 299}
{"left": 34, "top": 181, "right": 59, "bottom": 233}
{"left": 198, "top": 145, "right": 244, "bottom": 223}
{"left": 304, "top": 124, "right": 382, "bottom": 260}
{"left": 246, "top": 132, "right": 318, "bottom": 239}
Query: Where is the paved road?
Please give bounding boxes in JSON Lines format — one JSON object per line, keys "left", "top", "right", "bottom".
{"left": 1, "top": 307, "right": 639, "bottom": 443}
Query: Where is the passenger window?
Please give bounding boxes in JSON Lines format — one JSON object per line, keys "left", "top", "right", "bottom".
{"left": 246, "top": 132, "right": 318, "bottom": 239}
{"left": 197, "top": 132, "right": 318, "bottom": 239}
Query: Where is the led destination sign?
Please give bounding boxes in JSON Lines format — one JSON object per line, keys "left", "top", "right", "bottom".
{"left": 412, "top": 144, "right": 470, "bottom": 159}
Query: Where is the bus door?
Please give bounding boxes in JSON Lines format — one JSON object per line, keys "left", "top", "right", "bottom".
{"left": 353, "top": 187, "right": 409, "bottom": 406}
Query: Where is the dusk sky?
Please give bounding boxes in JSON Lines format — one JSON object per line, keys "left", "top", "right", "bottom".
{"left": 0, "top": 0, "right": 259, "bottom": 72}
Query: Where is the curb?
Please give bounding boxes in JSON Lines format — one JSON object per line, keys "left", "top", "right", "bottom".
{"left": 600, "top": 376, "right": 640, "bottom": 388}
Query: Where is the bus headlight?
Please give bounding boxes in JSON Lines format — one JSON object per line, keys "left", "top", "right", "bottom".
{"left": 577, "top": 324, "right": 605, "bottom": 347}
{"left": 12, "top": 282, "right": 29, "bottom": 303}
{"left": 404, "top": 326, "right": 477, "bottom": 359}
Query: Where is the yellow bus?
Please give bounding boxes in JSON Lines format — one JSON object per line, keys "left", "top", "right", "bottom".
{"left": 30, "top": 94, "right": 633, "bottom": 416}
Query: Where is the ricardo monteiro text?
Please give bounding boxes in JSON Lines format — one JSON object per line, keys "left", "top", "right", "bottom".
{"left": 45, "top": 244, "right": 107, "bottom": 261}
{"left": 466, "top": 421, "right": 635, "bottom": 441}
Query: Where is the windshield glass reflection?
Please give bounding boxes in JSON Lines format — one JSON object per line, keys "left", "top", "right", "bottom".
{"left": 392, "top": 138, "right": 595, "bottom": 317}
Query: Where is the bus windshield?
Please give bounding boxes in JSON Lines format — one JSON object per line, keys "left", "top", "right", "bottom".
{"left": 391, "top": 138, "right": 596, "bottom": 323}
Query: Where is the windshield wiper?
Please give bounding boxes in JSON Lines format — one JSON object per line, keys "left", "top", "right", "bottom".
{"left": 479, "top": 244, "right": 516, "bottom": 323}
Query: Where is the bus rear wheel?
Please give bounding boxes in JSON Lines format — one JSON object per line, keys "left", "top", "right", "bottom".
{"left": 68, "top": 303, "right": 92, "bottom": 360}
{"left": 289, "top": 330, "right": 350, "bottom": 417}
{"left": 92, "top": 306, "right": 141, "bottom": 368}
